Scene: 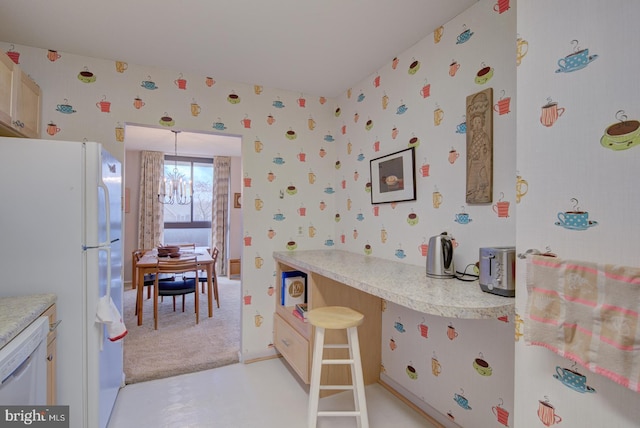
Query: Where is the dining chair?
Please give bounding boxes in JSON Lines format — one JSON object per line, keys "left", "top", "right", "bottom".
{"left": 133, "top": 249, "right": 175, "bottom": 316}
{"left": 153, "top": 255, "right": 200, "bottom": 330}
{"left": 185, "top": 247, "right": 220, "bottom": 308}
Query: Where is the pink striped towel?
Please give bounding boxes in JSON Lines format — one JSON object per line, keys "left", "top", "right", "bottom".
{"left": 525, "top": 255, "right": 640, "bottom": 392}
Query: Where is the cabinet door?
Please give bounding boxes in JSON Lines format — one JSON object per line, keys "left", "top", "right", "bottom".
{"left": 47, "top": 337, "right": 56, "bottom": 405}
{"left": 0, "top": 52, "right": 15, "bottom": 127}
{"left": 15, "top": 70, "right": 41, "bottom": 138}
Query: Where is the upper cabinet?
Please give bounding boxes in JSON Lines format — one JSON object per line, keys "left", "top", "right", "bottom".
{"left": 0, "top": 52, "right": 41, "bottom": 138}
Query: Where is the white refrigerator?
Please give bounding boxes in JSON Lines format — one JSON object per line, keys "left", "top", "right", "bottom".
{"left": 0, "top": 137, "right": 124, "bottom": 428}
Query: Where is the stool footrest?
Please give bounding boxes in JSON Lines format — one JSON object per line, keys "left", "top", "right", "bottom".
{"left": 318, "top": 411, "right": 362, "bottom": 417}
{"left": 320, "top": 385, "right": 354, "bottom": 391}
{"left": 323, "top": 344, "right": 349, "bottom": 349}
{"left": 321, "top": 359, "right": 354, "bottom": 365}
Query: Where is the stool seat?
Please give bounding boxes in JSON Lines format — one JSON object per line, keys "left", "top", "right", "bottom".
{"left": 307, "top": 306, "right": 364, "bottom": 329}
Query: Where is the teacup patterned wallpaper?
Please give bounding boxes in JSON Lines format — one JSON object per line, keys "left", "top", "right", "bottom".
{"left": 5, "top": 0, "right": 639, "bottom": 426}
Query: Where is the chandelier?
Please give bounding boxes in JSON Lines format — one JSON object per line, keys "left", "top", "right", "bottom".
{"left": 158, "top": 130, "right": 192, "bottom": 205}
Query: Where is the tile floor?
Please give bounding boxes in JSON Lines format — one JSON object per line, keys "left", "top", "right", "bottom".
{"left": 108, "top": 357, "right": 435, "bottom": 428}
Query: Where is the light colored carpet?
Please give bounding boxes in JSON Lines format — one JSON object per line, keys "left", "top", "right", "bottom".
{"left": 122, "top": 276, "right": 241, "bottom": 384}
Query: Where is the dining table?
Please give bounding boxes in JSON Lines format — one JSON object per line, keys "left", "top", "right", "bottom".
{"left": 134, "top": 247, "right": 215, "bottom": 326}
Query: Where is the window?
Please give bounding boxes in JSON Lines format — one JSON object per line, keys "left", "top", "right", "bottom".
{"left": 163, "top": 155, "right": 213, "bottom": 246}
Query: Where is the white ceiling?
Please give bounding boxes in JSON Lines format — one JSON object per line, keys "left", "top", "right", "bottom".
{"left": 1, "top": 0, "right": 477, "bottom": 155}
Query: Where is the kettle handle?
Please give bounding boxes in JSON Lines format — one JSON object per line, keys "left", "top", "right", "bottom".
{"left": 442, "top": 237, "right": 453, "bottom": 269}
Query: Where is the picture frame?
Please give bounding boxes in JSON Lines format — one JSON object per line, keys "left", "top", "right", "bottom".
{"left": 233, "top": 192, "right": 242, "bottom": 208}
{"left": 370, "top": 147, "right": 416, "bottom": 204}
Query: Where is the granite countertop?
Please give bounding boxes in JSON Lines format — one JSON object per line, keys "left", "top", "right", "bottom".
{"left": 0, "top": 294, "right": 57, "bottom": 349}
{"left": 273, "top": 250, "right": 514, "bottom": 319}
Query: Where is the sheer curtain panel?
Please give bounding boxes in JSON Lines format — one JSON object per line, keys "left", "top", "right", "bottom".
{"left": 212, "top": 157, "right": 230, "bottom": 276}
{"left": 138, "top": 151, "right": 164, "bottom": 249}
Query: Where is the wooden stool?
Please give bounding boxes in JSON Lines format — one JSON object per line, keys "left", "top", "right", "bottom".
{"left": 307, "top": 306, "right": 368, "bottom": 428}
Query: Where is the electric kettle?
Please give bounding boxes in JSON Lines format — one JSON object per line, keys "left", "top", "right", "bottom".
{"left": 426, "top": 232, "right": 455, "bottom": 278}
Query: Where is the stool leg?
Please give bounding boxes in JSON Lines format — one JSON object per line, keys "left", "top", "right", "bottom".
{"left": 308, "top": 326, "right": 325, "bottom": 428}
{"left": 348, "top": 326, "right": 369, "bottom": 428}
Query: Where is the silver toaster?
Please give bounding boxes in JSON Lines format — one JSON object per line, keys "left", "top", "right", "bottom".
{"left": 479, "top": 247, "right": 516, "bottom": 297}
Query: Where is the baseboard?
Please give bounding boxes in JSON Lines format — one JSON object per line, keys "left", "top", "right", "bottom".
{"left": 379, "top": 373, "right": 461, "bottom": 428}
{"left": 240, "top": 347, "right": 279, "bottom": 364}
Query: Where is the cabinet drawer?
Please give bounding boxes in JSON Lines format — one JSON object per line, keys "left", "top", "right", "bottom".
{"left": 274, "top": 313, "right": 310, "bottom": 383}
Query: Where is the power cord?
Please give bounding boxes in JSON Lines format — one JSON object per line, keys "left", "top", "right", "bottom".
{"left": 454, "top": 263, "right": 480, "bottom": 282}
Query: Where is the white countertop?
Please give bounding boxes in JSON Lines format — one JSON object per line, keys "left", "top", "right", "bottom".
{"left": 0, "top": 294, "right": 57, "bottom": 349}
{"left": 273, "top": 250, "right": 514, "bottom": 319}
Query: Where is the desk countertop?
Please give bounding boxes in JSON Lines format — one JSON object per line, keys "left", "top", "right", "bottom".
{"left": 273, "top": 250, "right": 514, "bottom": 319}
{"left": 0, "top": 294, "right": 57, "bottom": 349}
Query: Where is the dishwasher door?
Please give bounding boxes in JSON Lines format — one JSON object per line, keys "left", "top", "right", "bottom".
{"left": 0, "top": 316, "right": 48, "bottom": 405}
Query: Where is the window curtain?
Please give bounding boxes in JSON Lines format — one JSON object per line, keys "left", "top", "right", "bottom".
{"left": 212, "top": 156, "right": 230, "bottom": 276}
{"left": 138, "top": 151, "right": 164, "bottom": 249}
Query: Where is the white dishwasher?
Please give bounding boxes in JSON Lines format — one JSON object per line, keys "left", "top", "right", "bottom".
{"left": 0, "top": 316, "right": 49, "bottom": 405}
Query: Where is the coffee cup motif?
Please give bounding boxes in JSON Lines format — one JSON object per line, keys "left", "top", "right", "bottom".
{"left": 449, "top": 60, "right": 461, "bottom": 77}
{"left": 454, "top": 392, "right": 471, "bottom": 410}
{"left": 319, "top": 147, "right": 327, "bottom": 158}
{"left": 77, "top": 67, "right": 96, "bottom": 83}
{"left": 309, "top": 225, "right": 316, "bottom": 237}
{"left": 212, "top": 121, "right": 226, "bottom": 130}
{"left": 447, "top": 324, "right": 458, "bottom": 340}
{"left": 308, "top": 171, "right": 316, "bottom": 184}
{"left": 272, "top": 99, "right": 285, "bottom": 109}
{"left": 365, "top": 119, "right": 374, "bottom": 131}
{"left": 334, "top": 213, "right": 341, "bottom": 223}
{"left": 600, "top": 111, "right": 640, "bottom": 151}
{"left": 174, "top": 74, "right": 187, "bottom": 90}
{"left": 392, "top": 57, "right": 399, "bottom": 70}
{"left": 267, "top": 114, "right": 275, "bottom": 125}
{"left": 286, "top": 240, "right": 297, "bottom": 250}
{"left": 494, "top": 92, "right": 511, "bottom": 115}
{"left": 133, "top": 97, "right": 145, "bottom": 110}
{"left": 396, "top": 103, "right": 408, "bottom": 115}
{"left": 448, "top": 149, "right": 460, "bottom": 164}
{"left": 46, "top": 122, "right": 61, "bottom": 136}
{"left": 227, "top": 92, "right": 240, "bottom": 104}
{"left": 253, "top": 84, "right": 262, "bottom": 94}
{"left": 554, "top": 366, "right": 595, "bottom": 393}
{"left": 494, "top": 0, "right": 510, "bottom": 14}
{"left": 273, "top": 156, "right": 285, "bottom": 165}
{"left": 324, "top": 186, "right": 334, "bottom": 194}
{"left": 434, "top": 108, "right": 444, "bottom": 126}
{"left": 389, "top": 338, "right": 397, "bottom": 351}
{"left": 297, "top": 96, "right": 306, "bottom": 107}
{"left": 254, "top": 197, "right": 263, "bottom": 210}
{"left": 455, "top": 121, "right": 467, "bottom": 134}
{"left": 285, "top": 128, "right": 297, "bottom": 140}
{"left": 455, "top": 212, "right": 472, "bottom": 224}
{"left": 556, "top": 211, "right": 595, "bottom": 230}
{"left": 319, "top": 96, "right": 327, "bottom": 105}
{"left": 56, "top": 99, "right": 76, "bottom": 114}
{"left": 382, "top": 94, "right": 389, "bottom": 110}
{"left": 475, "top": 65, "right": 494, "bottom": 85}
{"left": 141, "top": 78, "right": 158, "bottom": 90}
{"left": 434, "top": 26, "right": 444, "bottom": 44}
{"left": 395, "top": 248, "right": 406, "bottom": 259}
{"left": 418, "top": 321, "right": 429, "bottom": 338}
{"left": 324, "top": 238, "right": 334, "bottom": 247}
{"left": 373, "top": 75, "right": 381, "bottom": 88}
{"left": 308, "top": 116, "right": 316, "bottom": 130}
{"left": 254, "top": 139, "right": 263, "bottom": 153}
{"left": 540, "top": 99, "right": 565, "bottom": 127}
{"left": 254, "top": 256, "right": 264, "bottom": 269}
{"left": 286, "top": 185, "right": 297, "bottom": 195}
{"left": 273, "top": 212, "right": 285, "bottom": 221}
{"left": 537, "top": 399, "right": 562, "bottom": 426}
{"left": 492, "top": 402, "right": 510, "bottom": 426}
{"left": 394, "top": 320, "right": 405, "bottom": 333}
{"left": 516, "top": 37, "right": 529, "bottom": 66}
{"left": 493, "top": 200, "right": 510, "bottom": 218}
{"left": 364, "top": 243, "right": 373, "bottom": 255}
{"left": 406, "top": 364, "right": 418, "bottom": 380}
{"left": 433, "top": 191, "right": 443, "bottom": 208}
{"left": 357, "top": 92, "right": 365, "bottom": 103}
{"left": 254, "top": 313, "right": 264, "bottom": 327}
{"left": 516, "top": 175, "right": 528, "bottom": 203}
{"left": 408, "top": 59, "right": 421, "bottom": 75}
{"left": 324, "top": 134, "right": 334, "bottom": 142}
{"left": 431, "top": 358, "right": 441, "bottom": 376}
{"left": 473, "top": 354, "right": 492, "bottom": 376}
{"left": 407, "top": 212, "right": 419, "bottom": 226}
{"left": 159, "top": 114, "right": 175, "bottom": 127}
{"left": 380, "top": 228, "right": 387, "bottom": 243}
{"left": 206, "top": 77, "right": 215, "bottom": 87}
{"left": 6, "top": 47, "right": 20, "bottom": 64}
{"left": 456, "top": 27, "right": 474, "bottom": 44}
{"left": 96, "top": 96, "right": 111, "bottom": 113}
{"left": 115, "top": 125, "right": 124, "bottom": 142}
{"left": 420, "top": 82, "right": 431, "bottom": 99}
{"left": 48, "top": 50, "right": 62, "bottom": 62}
{"left": 556, "top": 41, "right": 598, "bottom": 73}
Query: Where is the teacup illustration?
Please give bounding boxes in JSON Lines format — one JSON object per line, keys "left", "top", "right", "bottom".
{"left": 335, "top": 107, "right": 341, "bottom": 117}
{"left": 455, "top": 122, "right": 466, "bottom": 134}
{"left": 273, "top": 156, "right": 285, "bottom": 165}
{"left": 406, "top": 364, "right": 418, "bottom": 379}
{"left": 601, "top": 111, "right": 640, "bottom": 151}
{"left": 357, "top": 92, "right": 365, "bottom": 102}
{"left": 227, "top": 92, "right": 240, "bottom": 104}
{"left": 324, "top": 239, "right": 334, "bottom": 247}
{"left": 456, "top": 28, "right": 474, "bottom": 44}
{"left": 475, "top": 66, "right": 494, "bottom": 84}
{"left": 396, "top": 104, "right": 408, "bottom": 115}
{"left": 324, "top": 134, "right": 334, "bottom": 142}
{"left": 455, "top": 212, "right": 472, "bottom": 224}
{"left": 159, "top": 115, "right": 175, "bottom": 127}
{"left": 538, "top": 400, "right": 561, "bottom": 426}
{"left": 556, "top": 45, "right": 598, "bottom": 73}
{"left": 356, "top": 213, "right": 365, "bottom": 221}
{"left": 408, "top": 60, "right": 420, "bottom": 75}
{"left": 540, "top": 99, "right": 565, "bottom": 127}
{"left": 285, "top": 129, "right": 297, "bottom": 140}
{"left": 556, "top": 211, "right": 597, "bottom": 230}
{"left": 141, "top": 80, "right": 158, "bottom": 90}
{"left": 364, "top": 243, "right": 373, "bottom": 255}
{"left": 408, "top": 136, "right": 420, "bottom": 148}
{"left": 324, "top": 186, "right": 335, "bottom": 194}
{"left": 78, "top": 69, "right": 96, "bottom": 83}
{"left": 554, "top": 366, "right": 595, "bottom": 393}
{"left": 395, "top": 248, "right": 406, "bottom": 259}
{"left": 454, "top": 392, "right": 472, "bottom": 409}
{"left": 56, "top": 101, "right": 76, "bottom": 114}
{"left": 473, "top": 355, "right": 492, "bottom": 376}
{"left": 273, "top": 212, "right": 285, "bottom": 221}
{"left": 286, "top": 241, "right": 297, "bottom": 250}
{"left": 394, "top": 321, "right": 405, "bottom": 333}
{"left": 212, "top": 121, "right": 226, "bottom": 130}
{"left": 286, "top": 185, "right": 297, "bottom": 195}
{"left": 407, "top": 212, "right": 419, "bottom": 225}
{"left": 365, "top": 119, "right": 374, "bottom": 131}
{"left": 272, "top": 99, "right": 285, "bottom": 108}
{"left": 357, "top": 153, "right": 365, "bottom": 161}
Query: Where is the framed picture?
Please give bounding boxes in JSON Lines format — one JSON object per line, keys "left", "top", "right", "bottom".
{"left": 370, "top": 147, "right": 416, "bottom": 204}
{"left": 233, "top": 192, "right": 242, "bottom": 208}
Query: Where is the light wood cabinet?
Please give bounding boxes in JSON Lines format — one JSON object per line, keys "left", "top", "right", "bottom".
{"left": 274, "top": 261, "right": 381, "bottom": 395}
{"left": 0, "top": 52, "right": 42, "bottom": 139}
{"left": 41, "top": 304, "right": 58, "bottom": 405}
